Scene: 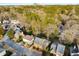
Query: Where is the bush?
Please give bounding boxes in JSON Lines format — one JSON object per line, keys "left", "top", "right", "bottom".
{"left": 7, "top": 29, "right": 14, "bottom": 39}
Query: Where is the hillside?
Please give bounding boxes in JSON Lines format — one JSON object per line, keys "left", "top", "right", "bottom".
{"left": 0, "top": 5, "right": 79, "bottom": 45}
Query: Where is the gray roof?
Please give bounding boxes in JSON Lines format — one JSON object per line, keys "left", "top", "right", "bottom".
{"left": 2, "top": 35, "right": 42, "bottom": 56}
{"left": 56, "top": 44, "right": 65, "bottom": 54}
{"left": 34, "top": 37, "right": 42, "bottom": 44}
{"left": 50, "top": 43, "right": 65, "bottom": 55}
{"left": 42, "top": 39, "right": 50, "bottom": 48}
{"left": 0, "top": 42, "right": 3, "bottom": 48}
{"left": 34, "top": 37, "right": 50, "bottom": 48}
{"left": 50, "top": 43, "right": 57, "bottom": 51}
{"left": 11, "top": 51, "right": 21, "bottom": 56}
{"left": 0, "top": 48, "right": 6, "bottom": 56}
{"left": 70, "top": 45, "right": 79, "bottom": 55}
{"left": 0, "top": 48, "right": 5, "bottom": 52}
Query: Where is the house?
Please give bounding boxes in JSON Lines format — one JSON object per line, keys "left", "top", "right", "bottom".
{"left": 3, "top": 20, "right": 10, "bottom": 24}
{"left": 50, "top": 43, "right": 57, "bottom": 55}
{"left": 10, "top": 20, "right": 21, "bottom": 31}
{"left": 1, "top": 20, "right": 10, "bottom": 31}
{"left": 11, "top": 20, "right": 20, "bottom": 25}
{"left": 33, "top": 37, "right": 50, "bottom": 51}
{"left": 70, "top": 45, "right": 79, "bottom": 56}
{"left": 1, "top": 20, "right": 11, "bottom": 31}
{"left": 12, "top": 24, "right": 21, "bottom": 32}
{"left": 56, "top": 44, "right": 65, "bottom": 56}
{"left": 13, "top": 25, "right": 23, "bottom": 42}
{"left": 50, "top": 43, "right": 65, "bottom": 56}
{"left": 0, "top": 48, "right": 6, "bottom": 56}
{"left": 14, "top": 27, "right": 21, "bottom": 39}
{"left": 12, "top": 23, "right": 23, "bottom": 40}
{"left": 2, "top": 35, "right": 41, "bottom": 56}
{"left": 23, "top": 35, "right": 34, "bottom": 46}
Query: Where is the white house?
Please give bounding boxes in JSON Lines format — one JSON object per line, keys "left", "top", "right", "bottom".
{"left": 11, "top": 20, "right": 20, "bottom": 25}
{"left": 23, "top": 35, "right": 34, "bottom": 45}
{"left": 50, "top": 43, "right": 65, "bottom": 56}
{"left": 50, "top": 43, "right": 57, "bottom": 55}
{"left": 56, "top": 44, "right": 65, "bottom": 56}
{"left": 14, "top": 29, "right": 21, "bottom": 39}
{"left": 2, "top": 20, "right": 10, "bottom": 30}
{"left": 3, "top": 20, "right": 10, "bottom": 24}
{"left": 0, "top": 48, "right": 6, "bottom": 56}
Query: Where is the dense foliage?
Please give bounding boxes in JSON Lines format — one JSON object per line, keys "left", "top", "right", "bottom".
{"left": 1, "top": 5, "right": 79, "bottom": 45}
{"left": 6, "top": 29, "right": 14, "bottom": 39}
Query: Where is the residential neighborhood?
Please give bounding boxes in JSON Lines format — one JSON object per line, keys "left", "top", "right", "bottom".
{"left": 0, "top": 18, "right": 66, "bottom": 56}
{"left": 0, "top": 5, "right": 79, "bottom": 56}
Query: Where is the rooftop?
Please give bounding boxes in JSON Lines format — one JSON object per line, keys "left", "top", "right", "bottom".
{"left": 24, "top": 35, "right": 34, "bottom": 41}
{"left": 34, "top": 37, "right": 50, "bottom": 48}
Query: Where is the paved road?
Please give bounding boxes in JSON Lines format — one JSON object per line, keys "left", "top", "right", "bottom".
{"left": 2, "top": 26, "right": 41, "bottom": 56}
{"left": 1, "top": 24, "right": 42, "bottom": 56}
{"left": 2, "top": 34, "right": 42, "bottom": 56}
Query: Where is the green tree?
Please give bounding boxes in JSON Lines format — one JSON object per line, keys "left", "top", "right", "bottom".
{"left": 7, "top": 29, "right": 14, "bottom": 39}
{"left": 0, "top": 24, "right": 4, "bottom": 35}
